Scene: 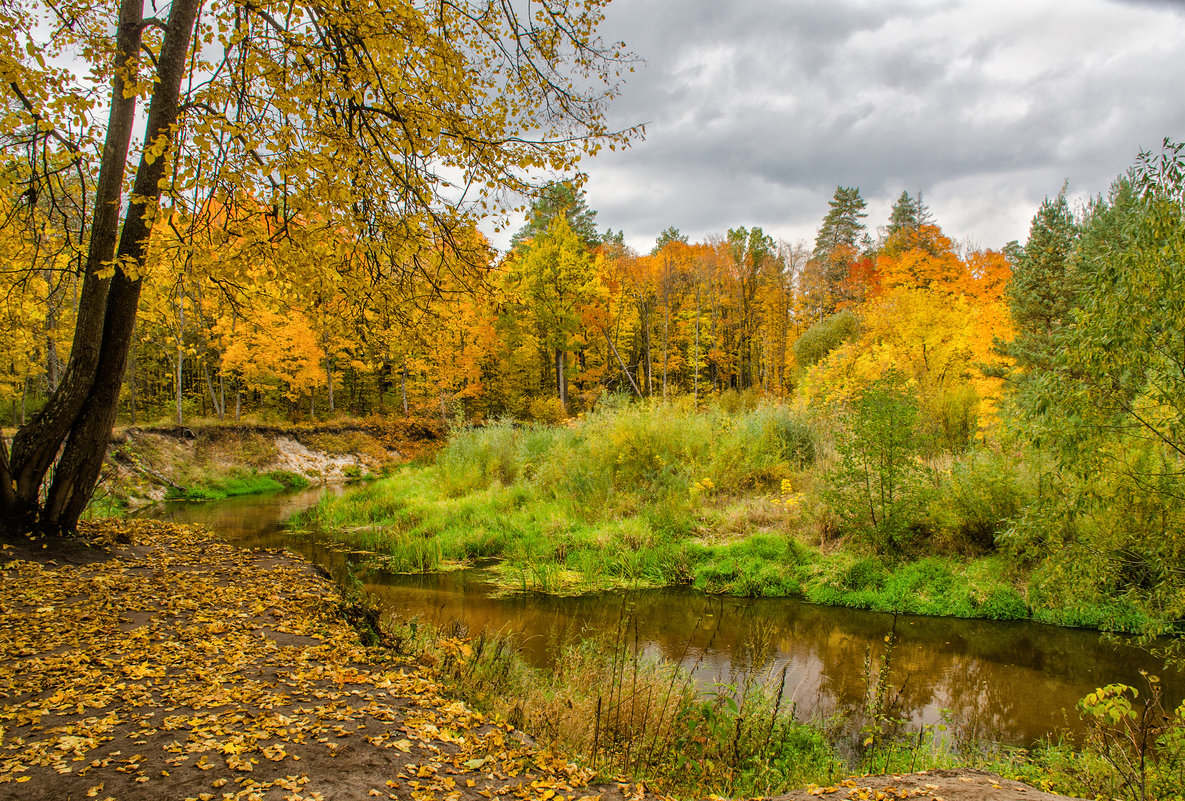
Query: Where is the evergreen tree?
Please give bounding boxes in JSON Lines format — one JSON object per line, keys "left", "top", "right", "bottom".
{"left": 999, "top": 188, "right": 1079, "bottom": 378}
{"left": 511, "top": 180, "right": 601, "bottom": 250}
{"left": 883, "top": 190, "right": 934, "bottom": 252}
{"left": 812, "top": 186, "right": 868, "bottom": 259}
{"left": 601, "top": 228, "right": 626, "bottom": 249}
{"left": 803, "top": 186, "right": 868, "bottom": 315}
{"left": 651, "top": 225, "right": 688, "bottom": 255}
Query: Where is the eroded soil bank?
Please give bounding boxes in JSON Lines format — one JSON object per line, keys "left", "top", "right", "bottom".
{"left": 0, "top": 521, "right": 1079, "bottom": 801}
{"left": 94, "top": 419, "right": 441, "bottom": 508}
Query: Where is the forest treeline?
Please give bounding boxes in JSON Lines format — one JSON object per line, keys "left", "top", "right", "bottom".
{"left": 4, "top": 124, "right": 1185, "bottom": 647}
{"left": 3, "top": 177, "right": 1009, "bottom": 431}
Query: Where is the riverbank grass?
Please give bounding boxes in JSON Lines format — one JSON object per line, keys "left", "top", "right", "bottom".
{"left": 165, "top": 468, "right": 311, "bottom": 501}
{"left": 377, "top": 597, "right": 1185, "bottom": 801}
{"left": 302, "top": 399, "right": 1159, "bottom": 632}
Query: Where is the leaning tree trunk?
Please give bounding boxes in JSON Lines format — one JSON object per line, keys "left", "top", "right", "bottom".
{"left": 2, "top": 0, "right": 202, "bottom": 535}
{"left": 2, "top": 0, "right": 145, "bottom": 531}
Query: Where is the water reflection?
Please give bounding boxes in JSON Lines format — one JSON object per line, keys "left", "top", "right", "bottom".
{"left": 141, "top": 490, "right": 1184, "bottom": 747}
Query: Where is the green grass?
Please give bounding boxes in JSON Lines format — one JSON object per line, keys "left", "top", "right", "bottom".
{"left": 79, "top": 492, "right": 128, "bottom": 520}
{"left": 313, "top": 472, "right": 1148, "bottom": 630}
{"left": 300, "top": 397, "right": 1164, "bottom": 632}
{"left": 166, "top": 469, "right": 311, "bottom": 502}
{"left": 302, "top": 400, "right": 817, "bottom": 592}
{"left": 800, "top": 554, "right": 1031, "bottom": 620}
{"left": 306, "top": 451, "right": 1135, "bottom": 623}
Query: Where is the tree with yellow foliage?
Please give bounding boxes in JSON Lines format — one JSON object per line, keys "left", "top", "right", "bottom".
{"left": 799, "top": 216, "right": 1012, "bottom": 449}
{"left": 1, "top": 0, "right": 638, "bottom": 533}
{"left": 506, "top": 215, "right": 602, "bottom": 412}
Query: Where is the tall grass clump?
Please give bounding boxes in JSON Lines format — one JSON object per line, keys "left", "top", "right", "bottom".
{"left": 437, "top": 397, "right": 816, "bottom": 515}
{"left": 304, "top": 396, "right": 820, "bottom": 592}
{"left": 554, "top": 397, "right": 815, "bottom": 507}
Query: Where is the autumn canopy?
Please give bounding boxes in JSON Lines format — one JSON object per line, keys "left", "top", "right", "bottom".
{"left": 0, "top": 0, "right": 638, "bottom": 533}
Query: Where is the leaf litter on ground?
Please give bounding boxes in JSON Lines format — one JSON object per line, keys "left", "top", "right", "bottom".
{"left": 0, "top": 521, "right": 1078, "bottom": 801}
{"left": 0, "top": 520, "right": 652, "bottom": 801}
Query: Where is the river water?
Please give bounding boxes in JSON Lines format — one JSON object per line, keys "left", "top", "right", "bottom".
{"left": 143, "top": 487, "right": 1184, "bottom": 748}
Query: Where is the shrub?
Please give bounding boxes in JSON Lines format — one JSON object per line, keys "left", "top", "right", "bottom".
{"left": 529, "top": 395, "right": 567, "bottom": 424}
{"left": 690, "top": 534, "right": 808, "bottom": 596}
{"left": 974, "top": 585, "right": 1028, "bottom": 620}
{"left": 927, "top": 449, "right": 1035, "bottom": 554}
{"left": 793, "top": 309, "right": 859, "bottom": 368}
{"left": 842, "top": 556, "right": 890, "bottom": 591}
{"left": 825, "top": 372, "right": 928, "bottom": 553}
{"left": 268, "top": 469, "right": 311, "bottom": 490}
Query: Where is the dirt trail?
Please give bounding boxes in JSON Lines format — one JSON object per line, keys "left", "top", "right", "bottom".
{"left": 0, "top": 522, "right": 1080, "bottom": 801}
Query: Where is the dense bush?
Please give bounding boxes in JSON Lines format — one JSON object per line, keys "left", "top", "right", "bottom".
{"left": 793, "top": 309, "right": 860, "bottom": 368}
{"left": 824, "top": 373, "right": 928, "bottom": 553}
{"left": 436, "top": 398, "right": 816, "bottom": 509}
{"left": 926, "top": 449, "right": 1036, "bottom": 554}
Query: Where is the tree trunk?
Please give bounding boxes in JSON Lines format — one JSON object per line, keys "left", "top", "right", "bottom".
{"left": 605, "top": 330, "right": 641, "bottom": 397}
{"left": 401, "top": 360, "right": 409, "bottom": 416}
{"left": 661, "top": 297, "right": 669, "bottom": 399}
{"left": 42, "top": 269, "right": 147, "bottom": 530}
{"left": 128, "top": 352, "right": 137, "bottom": 426}
{"left": 710, "top": 301, "right": 718, "bottom": 392}
{"left": 644, "top": 313, "right": 652, "bottom": 395}
{"left": 0, "top": 435, "right": 16, "bottom": 513}
{"left": 325, "top": 355, "right": 335, "bottom": 414}
{"left": 5, "top": 0, "right": 203, "bottom": 534}
{"left": 693, "top": 285, "right": 701, "bottom": 401}
{"left": 555, "top": 348, "right": 567, "bottom": 411}
{"left": 175, "top": 320, "right": 184, "bottom": 426}
{"left": 44, "top": 270, "right": 62, "bottom": 393}
{"left": 203, "top": 363, "right": 223, "bottom": 419}
{"left": 4, "top": 0, "right": 145, "bottom": 524}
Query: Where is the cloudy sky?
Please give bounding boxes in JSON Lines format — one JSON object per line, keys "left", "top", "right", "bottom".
{"left": 488, "top": 0, "right": 1185, "bottom": 253}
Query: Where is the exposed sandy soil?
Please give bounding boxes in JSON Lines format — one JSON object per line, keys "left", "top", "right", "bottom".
{"left": 97, "top": 420, "right": 442, "bottom": 507}
{"left": 0, "top": 522, "right": 1081, "bottom": 801}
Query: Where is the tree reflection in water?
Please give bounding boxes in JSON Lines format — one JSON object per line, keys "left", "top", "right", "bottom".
{"left": 148, "top": 490, "right": 1185, "bottom": 748}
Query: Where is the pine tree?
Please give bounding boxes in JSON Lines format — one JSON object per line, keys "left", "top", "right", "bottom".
{"left": 1000, "top": 189, "right": 1079, "bottom": 377}
{"left": 803, "top": 186, "right": 868, "bottom": 315}
{"left": 511, "top": 180, "right": 601, "bottom": 250}
{"left": 812, "top": 186, "right": 868, "bottom": 259}
{"left": 884, "top": 190, "right": 933, "bottom": 251}
{"left": 651, "top": 226, "right": 687, "bottom": 255}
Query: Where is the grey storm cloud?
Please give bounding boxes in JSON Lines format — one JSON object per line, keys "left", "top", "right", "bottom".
{"left": 486, "top": 0, "right": 1185, "bottom": 253}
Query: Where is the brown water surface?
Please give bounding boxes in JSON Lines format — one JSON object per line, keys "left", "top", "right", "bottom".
{"left": 144, "top": 488, "right": 1185, "bottom": 747}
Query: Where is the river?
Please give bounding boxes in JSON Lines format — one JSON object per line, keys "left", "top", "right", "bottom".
{"left": 142, "top": 487, "right": 1184, "bottom": 749}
